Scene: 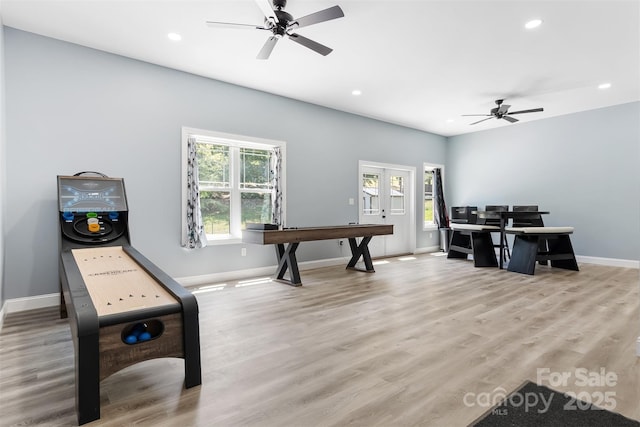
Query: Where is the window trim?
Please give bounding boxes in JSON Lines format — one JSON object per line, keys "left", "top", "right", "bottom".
{"left": 181, "top": 127, "right": 286, "bottom": 245}
{"left": 423, "top": 163, "right": 444, "bottom": 231}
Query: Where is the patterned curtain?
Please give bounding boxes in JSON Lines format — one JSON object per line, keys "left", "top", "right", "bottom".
{"left": 183, "top": 136, "right": 208, "bottom": 249}
{"left": 270, "top": 146, "right": 283, "bottom": 226}
{"left": 433, "top": 168, "right": 449, "bottom": 228}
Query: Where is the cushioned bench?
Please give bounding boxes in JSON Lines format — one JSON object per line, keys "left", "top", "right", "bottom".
{"left": 505, "top": 226, "right": 579, "bottom": 275}
{"left": 447, "top": 223, "right": 498, "bottom": 267}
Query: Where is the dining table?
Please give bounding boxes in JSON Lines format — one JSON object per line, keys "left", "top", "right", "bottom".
{"left": 474, "top": 210, "right": 550, "bottom": 269}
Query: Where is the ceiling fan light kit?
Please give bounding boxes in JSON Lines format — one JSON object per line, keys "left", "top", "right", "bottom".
{"left": 206, "top": 0, "right": 344, "bottom": 60}
{"left": 462, "top": 99, "right": 544, "bottom": 125}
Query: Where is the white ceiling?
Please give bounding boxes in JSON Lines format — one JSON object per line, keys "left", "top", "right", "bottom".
{"left": 2, "top": 0, "right": 639, "bottom": 136}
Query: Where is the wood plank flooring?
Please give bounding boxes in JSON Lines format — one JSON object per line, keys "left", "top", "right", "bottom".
{"left": 1, "top": 254, "right": 638, "bottom": 426}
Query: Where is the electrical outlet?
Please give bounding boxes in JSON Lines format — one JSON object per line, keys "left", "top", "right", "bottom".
{"left": 241, "top": 248, "right": 247, "bottom": 256}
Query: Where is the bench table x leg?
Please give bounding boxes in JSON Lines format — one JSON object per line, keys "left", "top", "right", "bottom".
{"left": 346, "top": 236, "right": 375, "bottom": 272}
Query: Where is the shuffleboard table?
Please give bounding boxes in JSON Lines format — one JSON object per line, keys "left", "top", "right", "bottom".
{"left": 242, "top": 224, "right": 394, "bottom": 286}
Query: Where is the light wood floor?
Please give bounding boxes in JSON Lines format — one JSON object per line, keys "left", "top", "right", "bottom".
{"left": 1, "top": 254, "right": 639, "bottom": 426}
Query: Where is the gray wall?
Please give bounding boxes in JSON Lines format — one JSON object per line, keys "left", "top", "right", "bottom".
{"left": 446, "top": 101, "right": 640, "bottom": 261}
{"left": 3, "top": 28, "right": 446, "bottom": 300}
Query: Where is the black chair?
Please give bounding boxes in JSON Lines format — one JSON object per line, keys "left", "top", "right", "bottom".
{"left": 450, "top": 206, "right": 478, "bottom": 224}
{"left": 512, "top": 205, "right": 544, "bottom": 227}
{"left": 512, "top": 205, "right": 547, "bottom": 264}
{"left": 478, "top": 205, "right": 510, "bottom": 261}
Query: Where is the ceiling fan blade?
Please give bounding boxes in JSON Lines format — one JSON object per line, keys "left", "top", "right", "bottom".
{"left": 461, "top": 114, "right": 491, "bottom": 117}
{"left": 508, "top": 107, "right": 544, "bottom": 115}
{"left": 502, "top": 115, "right": 519, "bottom": 123}
{"left": 254, "top": 0, "right": 278, "bottom": 23}
{"left": 287, "top": 33, "right": 333, "bottom": 56}
{"left": 292, "top": 5, "right": 344, "bottom": 29}
{"left": 497, "top": 104, "right": 511, "bottom": 115}
{"left": 470, "top": 117, "right": 494, "bottom": 125}
{"left": 206, "top": 21, "right": 269, "bottom": 30}
{"left": 257, "top": 36, "right": 279, "bottom": 60}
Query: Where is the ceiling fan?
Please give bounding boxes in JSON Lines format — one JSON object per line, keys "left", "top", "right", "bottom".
{"left": 206, "top": 0, "right": 344, "bottom": 60}
{"left": 463, "top": 99, "right": 544, "bottom": 125}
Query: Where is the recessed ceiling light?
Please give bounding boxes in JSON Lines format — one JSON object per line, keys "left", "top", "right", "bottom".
{"left": 352, "top": 89, "right": 362, "bottom": 96}
{"left": 525, "top": 19, "right": 542, "bottom": 29}
{"left": 598, "top": 82, "right": 612, "bottom": 90}
{"left": 167, "top": 32, "right": 182, "bottom": 41}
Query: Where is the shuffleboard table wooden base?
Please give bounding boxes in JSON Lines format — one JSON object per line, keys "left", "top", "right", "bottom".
{"left": 242, "top": 224, "right": 394, "bottom": 286}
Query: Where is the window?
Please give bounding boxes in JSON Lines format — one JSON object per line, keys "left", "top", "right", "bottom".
{"left": 423, "top": 164, "right": 442, "bottom": 229}
{"left": 182, "top": 128, "right": 285, "bottom": 243}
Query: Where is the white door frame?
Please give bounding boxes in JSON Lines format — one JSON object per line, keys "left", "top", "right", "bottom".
{"left": 358, "top": 160, "right": 416, "bottom": 255}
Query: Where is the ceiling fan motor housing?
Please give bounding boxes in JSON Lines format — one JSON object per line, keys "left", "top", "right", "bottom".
{"left": 269, "top": 10, "right": 293, "bottom": 35}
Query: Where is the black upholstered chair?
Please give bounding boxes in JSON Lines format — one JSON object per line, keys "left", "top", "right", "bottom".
{"left": 477, "top": 205, "right": 510, "bottom": 261}
{"left": 450, "top": 206, "right": 478, "bottom": 224}
{"left": 512, "top": 205, "right": 546, "bottom": 263}
{"left": 512, "top": 205, "right": 544, "bottom": 227}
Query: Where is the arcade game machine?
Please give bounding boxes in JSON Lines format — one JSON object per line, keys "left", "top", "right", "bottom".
{"left": 57, "top": 172, "right": 201, "bottom": 425}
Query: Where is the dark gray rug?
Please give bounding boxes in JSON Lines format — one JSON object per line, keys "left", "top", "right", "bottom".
{"left": 470, "top": 381, "right": 639, "bottom": 427}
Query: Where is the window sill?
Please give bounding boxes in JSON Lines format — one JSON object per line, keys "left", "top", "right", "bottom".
{"left": 205, "top": 236, "right": 243, "bottom": 245}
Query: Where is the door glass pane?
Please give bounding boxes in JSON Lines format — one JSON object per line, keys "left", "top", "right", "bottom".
{"left": 362, "top": 173, "right": 380, "bottom": 215}
{"left": 241, "top": 192, "right": 272, "bottom": 228}
{"left": 390, "top": 175, "right": 405, "bottom": 214}
{"left": 200, "top": 191, "right": 230, "bottom": 235}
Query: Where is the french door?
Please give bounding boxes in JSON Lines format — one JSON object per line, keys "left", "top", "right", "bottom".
{"left": 359, "top": 162, "right": 415, "bottom": 258}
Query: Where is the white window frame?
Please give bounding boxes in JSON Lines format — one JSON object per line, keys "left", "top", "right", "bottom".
{"left": 181, "top": 127, "right": 286, "bottom": 245}
{"left": 423, "top": 163, "right": 443, "bottom": 231}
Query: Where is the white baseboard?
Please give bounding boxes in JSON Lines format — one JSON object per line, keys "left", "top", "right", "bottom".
{"left": 576, "top": 255, "right": 639, "bottom": 269}
{"left": 176, "top": 256, "right": 351, "bottom": 288}
{"left": 415, "top": 246, "right": 441, "bottom": 254}
{"left": 2, "top": 293, "right": 60, "bottom": 315}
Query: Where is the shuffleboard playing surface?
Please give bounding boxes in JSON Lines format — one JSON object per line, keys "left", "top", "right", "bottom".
{"left": 71, "top": 246, "right": 179, "bottom": 317}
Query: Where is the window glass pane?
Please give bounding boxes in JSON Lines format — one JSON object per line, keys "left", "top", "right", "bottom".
{"left": 424, "top": 170, "right": 434, "bottom": 224}
{"left": 424, "top": 199, "right": 434, "bottom": 223}
{"left": 240, "top": 148, "right": 273, "bottom": 190}
{"left": 200, "top": 191, "right": 230, "bottom": 235}
{"left": 362, "top": 173, "right": 380, "bottom": 215}
{"left": 390, "top": 175, "right": 405, "bottom": 214}
{"left": 241, "top": 192, "right": 272, "bottom": 229}
{"left": 197, "top": 143, "right": 230, "bottom": 189}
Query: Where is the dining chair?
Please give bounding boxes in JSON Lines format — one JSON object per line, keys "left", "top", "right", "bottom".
{"left": 450, "top": 206, "right": 478, "bottom": 224}
{"left": 511, "top": 205, "right": 547, "bottom": 264}
{"left": 479, "top": 205, "right": 510, "bottom": 261}
{"left": 512, "top": 205, "right": 544, "bottom": 227}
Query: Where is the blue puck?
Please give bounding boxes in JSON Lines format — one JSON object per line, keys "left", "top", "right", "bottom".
{"left": 139, "top": 332, "right": 152, "bottom": 341}
{"left": 124, "top": 335, "right": 137, "bottom": 344}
